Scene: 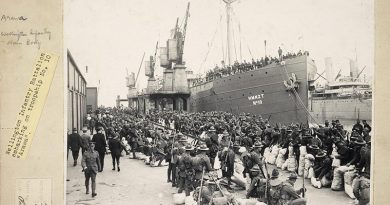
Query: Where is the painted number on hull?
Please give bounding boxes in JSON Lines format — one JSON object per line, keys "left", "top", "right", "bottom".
{"left": 248, "top": 94, "right": 264, "bottom": 105}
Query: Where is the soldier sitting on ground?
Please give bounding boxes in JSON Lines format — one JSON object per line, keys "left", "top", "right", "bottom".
{"left": 279, "top": 172, "right": 307, "bottom": 205}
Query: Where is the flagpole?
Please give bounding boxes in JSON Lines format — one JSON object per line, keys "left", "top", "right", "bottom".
{"left": 264, "top": 40, "right": 267, "bottom": 59}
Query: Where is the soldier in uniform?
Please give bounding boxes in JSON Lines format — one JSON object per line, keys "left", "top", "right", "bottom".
{"left": 207, "top": 126, "right": 219, "bottom": 169}
{"left": 193, "top": 144, "right": 213, "bottom": 188}
{"left": 269, "top": 169, "right": 283, "bottom": 205}
{"left": 196, "top": 175, "right": 219, "bottom": 205}
{"left": 80, "top": 127, "right": 91, "bottom": 154}
{"left": 81, "top": 141, "right": 101, "bottom": 197}
{"left": 313, "top": 150, "right": 332, "bottom": 183}
{"left": 246, "top": 165, "right": 267, "bottom": 202}
{"left": 218, "top": 145, "right": 235, "bottom": 185}
{"left": 353, "top": 169, "right": 370, "bottom": 205}
{"left": 279, "top": 172, "right": 306, "bottom": 205}
{"left": 69, "top": 128, "right": 83, "bottom": 166}
{"left": 177, "top": 144, "right": 195, "bottom": 196}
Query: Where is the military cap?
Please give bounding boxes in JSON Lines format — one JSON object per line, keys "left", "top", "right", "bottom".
{"left": 253, "top": 141, "right": 264, "bottom": 148}
{"left": 208, "top": 126, "right": 216, "bottom": 132}
{"left": 354, "top": 138, "right": 366, "bottom": 146}
{"left": 308, "top": 144, "right": 320, "bottom": 150}
{"left": 82, "top": 127, "right": 88, "bottom": 132}
{"left": 88, "top": 141, "right": 96, "bottom": 145}
{"left": 72, "top": 128, "right": 77, "bottom": 131}
{"left": 184, "top": 144, "right": 194, "bottom": 151}
{"left": 223, "top": 130, "right": 229, "bottom": 137}
{"left": 198, "top": 144, "right": 209, "bottom": 151}
{"left": 315, "top": 150, "right": 327, "bottom": 158}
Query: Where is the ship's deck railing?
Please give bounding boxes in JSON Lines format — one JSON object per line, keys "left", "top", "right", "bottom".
{"left": 191, "top": 52, "right": 310, "bottom": 87}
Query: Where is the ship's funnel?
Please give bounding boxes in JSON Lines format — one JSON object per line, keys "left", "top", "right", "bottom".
{"left": 324, "top": 57, "right": 333, "bottom": 82}
{"left": 349, "top": 59, "right": 358, "bottom": 78}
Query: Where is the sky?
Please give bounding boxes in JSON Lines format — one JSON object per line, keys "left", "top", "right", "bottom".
{"left": 65, "top": 0, "right": 374, "bottom": 107}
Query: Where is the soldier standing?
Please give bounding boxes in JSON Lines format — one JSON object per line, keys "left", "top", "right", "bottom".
{"left": 207, "top": 126, "right": 219, "bottom": 168}
{"left": 193, "top": 144, "right": 213, "bottom": 188}
{"left": 80, "top": 127, "right": 91, "bottom": 154}
{"left": 218, "top": 145, "right": 235, "bottom": 185}
{"left": 81, "top": 141, "right": 101, "bottom": 197}
{"left": 69, "top": 128, "right": 82, "bottom": 166}
{"left": 177, "top": 144, "right": 195, "bottom": 196}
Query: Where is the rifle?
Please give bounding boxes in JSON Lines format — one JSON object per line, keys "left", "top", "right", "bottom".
{"left": 302, "top": 161, "right": 306, "bottom": 198}
{"left": 263, "top": 160, "right": 270, "bottom": 205}
{"left": 209, "top": 174, "right": 234, "bottom": 205}
{"left": 198, "top": 167, "right": 205, "bottom": 205}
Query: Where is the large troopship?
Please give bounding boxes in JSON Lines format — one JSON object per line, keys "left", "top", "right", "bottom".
{"left": 126, "top": 1, "right": 320, "bottom": 125}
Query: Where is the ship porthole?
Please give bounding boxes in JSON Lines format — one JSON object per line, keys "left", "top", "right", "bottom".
{"left": 251, "top": 74, "right": 253, "bottom": 77}
{"left": 242, "top": 94, "right": 245, "bottom": 96}
{"left": 265, "top": 72, "right": 268, "bottom": 74}
{"left": 262, "top": 90, "right": 264, "bottom": 92}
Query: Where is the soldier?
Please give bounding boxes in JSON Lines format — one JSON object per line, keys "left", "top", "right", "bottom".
{"left": 353, "top": 169, "right": 370, "bottom": 205}
{"left": 81, "top": 141, "right": 101, "bottom": 197}
{"left": 352, "top": 119, "right": 364, "bottom": 135}
{"left": 250, "top": 142, "right": 266, "bottom": 177}
{"left": 177, "top": 144, "right": 195, "bottom": 196}
{"left": 69, "top": 128, "right": 83, "bottom": 166}
{"left": 313, "top": 150, "right": 332, "bottom": 183}
{"left": 279, "top": 172, "right": 306, "bottom": 205}
{"left": 92, "top": 127, "right": 107, "bottom": 172}
{"left": 207, "top": 126, "right": 219, "bottom": 169}
{"left": 269, "top": 169, "right": 283, "bottom": 205}
{"left": 357, "top": 139, "right": 371, "bottom": 175}
{"left": 218, "top": 145, "right": 235, "bottom": 185}
{"left": 193, "top": 144, "right": 213, "bottom": 188}
{"left": 246, "top": 165, "right": 267, "bottom": 202}
{"left": 80, "top": 127, "right": 91, "bottom": 154}
{"left": 196, "top": 175, "right": 219, "bottom": 205}
{"left": 165, "top": 133, "right": 175, "bottom": 184}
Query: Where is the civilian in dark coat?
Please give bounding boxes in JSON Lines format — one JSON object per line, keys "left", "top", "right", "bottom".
{"left": 109, "top": 133, "right": 123, "bottom": 172}
{"left": 92, "top": 127, "right": 107, "bottom": 172}
{"left": 69, "top": 128, "right": 82, "bottom": 166}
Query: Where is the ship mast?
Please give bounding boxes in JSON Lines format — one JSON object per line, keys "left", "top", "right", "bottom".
{"left": 223, "top": 0, "right": 237, "bottom": 66}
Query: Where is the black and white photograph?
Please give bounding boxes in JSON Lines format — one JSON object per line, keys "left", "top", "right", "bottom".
{"left": 65, "top": 0, "right": 373, "bottom": 204}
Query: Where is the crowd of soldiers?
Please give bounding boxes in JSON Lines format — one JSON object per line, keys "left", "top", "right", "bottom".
{"left": 192, "top": 49, "right": 310, "bottom": 86}
{"left": 68, "top": 107, "right": 371, "bottom": 205}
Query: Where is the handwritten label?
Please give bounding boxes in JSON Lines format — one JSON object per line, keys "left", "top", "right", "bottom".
{"left": 5, "top": 52, "right": 58, "bottom": 159}
{"left": 15, "top": 178, "right": 51, "bottom": 205}
{"left": 248, "top": 94, "right": 264, "bottom": 105}
{"left": 0, "top": 14, "right": 28, "bottom": 22}
{"left": 0, "top": 28, "right": 51, "bottom": 49}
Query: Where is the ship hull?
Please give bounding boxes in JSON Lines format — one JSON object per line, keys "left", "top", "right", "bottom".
{"left": 309, "top": 98, "right": 372, "bottom": 126}
{"left": 189, "top": 56, "right": 317, "bottom": 125}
